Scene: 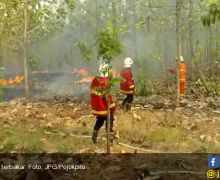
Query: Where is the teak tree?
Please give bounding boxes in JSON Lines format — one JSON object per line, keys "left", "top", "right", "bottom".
{"left": 96, "top": 22, "right": 125, "bottom": 153}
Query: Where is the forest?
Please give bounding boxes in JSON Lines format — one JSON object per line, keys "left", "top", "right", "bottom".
{"left": 0, "top": 0, "right": 219, "bottom": 179}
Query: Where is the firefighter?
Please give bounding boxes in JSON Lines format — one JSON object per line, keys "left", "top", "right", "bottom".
{"left": 120, "top": 57, "right": 136, "bottom": 110}
{"left": 179, "top": 56, "right": 186, "bottom": 97}
{"left": 168, "top": 56, "right": 186, "bottom": 96}
{"left": 90, "top": 59, "right": 116, "bottom": 144}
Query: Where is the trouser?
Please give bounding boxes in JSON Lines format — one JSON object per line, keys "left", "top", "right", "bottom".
{"left": 180, "top": 81, "right": 186, "bottom": 95}
{"left": 122, "top": 94, "right": 134, "bottom": 106}
{"left": 93, "top": 115, "right": 114, "bottom": 132}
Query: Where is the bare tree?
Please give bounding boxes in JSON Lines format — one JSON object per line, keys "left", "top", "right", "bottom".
{"left": 176, "top": 0, "right": 182, "bottom": 102}
{"left": 23, "top": 4, "right": 29, "bottom": 99}
{"left": 188, "top": 0, "right": 194, "bottom": 71}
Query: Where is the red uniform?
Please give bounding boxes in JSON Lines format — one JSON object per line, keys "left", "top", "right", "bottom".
{"left": 120, "top": 68, "right": 135, "bottom": 94}
{"left": 179, "top": 62, "right": 186, "bottom": 95}
{"left": 90, "top": 77, "right": 115, "bottom": 117}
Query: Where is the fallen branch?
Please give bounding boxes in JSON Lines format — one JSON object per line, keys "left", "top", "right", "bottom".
{"left": 213, "top": 110, "right": 220, "bottom": 114}
{"left": 75, "top": 115, "right": 93, "bottom": 121}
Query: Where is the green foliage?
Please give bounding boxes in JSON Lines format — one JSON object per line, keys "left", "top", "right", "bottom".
{"left": 135, "top": 21, "right": 145, "bottom": 30}
{"left": 207, "top": 79, "right": 220, "bottom": 95}
{"left": 3, "top": 138, "right": 18, "bottom": 152}
{"left": 96, "top": 22, "right": 127, "bottom": 61}
{"left": 76, "top": 41, "right": 93, "bottom": 62}
{"left": 29, "top": 56, "right": 39, "bottom": 70}
{"left": 202, "top": 1, "right": 220, "bottom": 26}
{"left": 82, "top": 22, "right": 126, "bottom": 101}
{"left": 136, "top": 74, "right": 151, "bottom": 96}
{"left": 0, "top": 0, "right": 74, "bottom": 48}
{"left": 57, "top": 144, "right": 68, "bottom": 153}
{"left": 134, "top": 58, "right": 151, "bottom": 96}
{"left": 107, "top": 71, "right": 123, "bottom": 96}
{"left": 65, "top": 0, "right": 76, "bottom": 10}
{"left": 94, "top": 68, "right": 123, "bottom": 96}
{"left": 77, "top": 22, "right": 127, "bottom": 64}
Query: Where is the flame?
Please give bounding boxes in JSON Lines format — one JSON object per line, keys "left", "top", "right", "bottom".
{"left": 0, "top": 75, "right": 24, "bottom": 85}
{"left": 74, "top": 68, "right": 91, "bottom": 84}
{"left": 73, "top": 68, "right": 88, "bottom": 76}
{"left": 74, "top": 68, "right": 120, "bottom": 84}
{"left": 75, "top": 76, "right": 93, "bottom": 84}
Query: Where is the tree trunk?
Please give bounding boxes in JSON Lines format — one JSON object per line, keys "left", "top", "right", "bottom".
{"left": 188, "top": 0, "right": 194, "bottom": 71}
{"left": 23, "top": 5, "right": 29, "bottom": 99}
{"left": 106, "top": 94, "right": 111, "bottom": 153}
{"left": 208, "top": 27, "right": 212, "bottom": 77}
{"left": 132, "top": 1, "right": 137, "bottom": 60}
{"left": 215, "top": 23, "right": 220, "bottom": 76}
{"left": 176, "top": 0, "right": 182, "bottom": 102}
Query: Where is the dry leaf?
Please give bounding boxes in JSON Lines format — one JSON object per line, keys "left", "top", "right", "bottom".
{"left": 133, "top": 113, "right": 141, "bottom": 120}
{"left": 45, "top": 122, "right": 53, "bottom": 128}
{"left": 186, "top": 123, "right": 197, "bottom": 131}
{"left": 200, "top": 134, "right": 206, "bottom": 141}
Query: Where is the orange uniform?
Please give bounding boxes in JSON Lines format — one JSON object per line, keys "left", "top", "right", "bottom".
{"left": 120, "top": 68, "right": 135, "bottom": 94}
{"left": 179, "top": 62, "right": 186, "bottom": 95}
{"left": 90, "top": 77, "right": 115, "bottom": 117}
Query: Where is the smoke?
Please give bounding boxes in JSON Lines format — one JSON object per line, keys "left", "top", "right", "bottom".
{"left": 1, "top": 0, "right": 213, "bottom": 100}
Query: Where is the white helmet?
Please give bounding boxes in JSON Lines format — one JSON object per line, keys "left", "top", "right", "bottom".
{"left": 124, "top": 57, "right": 133, "bottom": 68}
{"left": 99, "top": 58, "right": 110, "bottom": 77}
{"left": 179, "top": 55, "right": 184, "bottom": 62}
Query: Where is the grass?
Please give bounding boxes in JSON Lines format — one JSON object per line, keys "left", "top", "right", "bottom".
{"left": 0, "top": 103, "right": 219, "bottom": 153}
{"left": 116, "top": 110, "right": 220, "bottom": 153}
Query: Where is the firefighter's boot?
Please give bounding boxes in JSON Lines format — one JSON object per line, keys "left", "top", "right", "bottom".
{"left": 125, "top": 103, "right": 131, "bottom": 110}
{"left": 92, "top": 130, "right": 98, "bottom": 144}
{"left": 121, "top": 102, "right": 126, "bottom": 110}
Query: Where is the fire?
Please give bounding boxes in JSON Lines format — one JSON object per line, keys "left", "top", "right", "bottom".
{"left": 74, "top": 68, "right": 120, "bottom": 84}
{"left": 0, "top": 75, "right": 24, "bottom": 85}
{"left": 75, "top": 76, "right": 93, "bottom": 84}
{"left": 73, "top": 68, "right": 88, "bottom": 76}
{"left": 74, "top": 68, "right": 91, "bottom": 84}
